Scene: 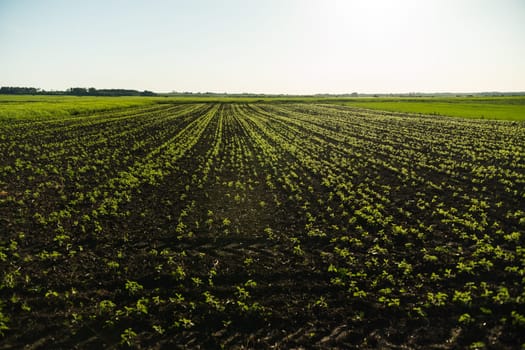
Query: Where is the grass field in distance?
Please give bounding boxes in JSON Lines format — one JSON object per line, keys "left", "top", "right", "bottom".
{"left": 336, "top": 96, "right": 525, "bottom": 121}
{"left": 1, "top": 94, "right": 524, "bottom": 121}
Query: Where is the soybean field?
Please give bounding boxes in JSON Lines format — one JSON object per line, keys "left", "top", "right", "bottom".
{"left": 1, "top": 102, "right": 524, "bottom": 349}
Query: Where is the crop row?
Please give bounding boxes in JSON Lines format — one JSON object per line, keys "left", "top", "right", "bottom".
{"left": 0, "top": 103, "right": 523, "bottom": 348}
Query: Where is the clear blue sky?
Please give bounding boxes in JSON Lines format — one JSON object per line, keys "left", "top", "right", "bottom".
{"left": 1, "top": 0, "right": 524, "bottom": 94}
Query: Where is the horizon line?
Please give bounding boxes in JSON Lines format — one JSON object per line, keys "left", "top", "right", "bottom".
{"left": 2, "top": 85, "right": 525, "bottom": 96}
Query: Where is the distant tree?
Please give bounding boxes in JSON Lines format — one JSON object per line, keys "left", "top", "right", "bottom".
{"left": 0, "top": 86, "right": 39, "bottom": 94}
{"left": 69, "top": 87, "right": 88, "bottom": 96}
{"left": 0, "top": 86, "right": 156, "bottom": 96}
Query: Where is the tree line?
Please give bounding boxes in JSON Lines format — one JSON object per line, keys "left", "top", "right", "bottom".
{"left": 0, "top": 86, "right": 156, "bottom": 96}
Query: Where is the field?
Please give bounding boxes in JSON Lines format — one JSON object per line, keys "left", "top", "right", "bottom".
{"left": 339, "top": 96, "right": 525, "bottom": 121}
{"left": 0, "top": 95, "right": 165, "bottom": 120}
{"left": 0, "top": 97, "right": 524, "bottom": 349}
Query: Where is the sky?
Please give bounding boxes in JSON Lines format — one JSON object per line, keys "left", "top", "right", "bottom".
{"left": 0, "top": 0, "right": 524, "bottom": 94}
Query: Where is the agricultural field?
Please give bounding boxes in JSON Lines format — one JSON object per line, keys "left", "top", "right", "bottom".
{"left": 339, "top": 96, "right": 525, "bottom": 121}
{"left": 0, "top": 100, "right": 524, "bottom": 349}
{"left": 0, "top": 95, "right": 163, "bottom": 120}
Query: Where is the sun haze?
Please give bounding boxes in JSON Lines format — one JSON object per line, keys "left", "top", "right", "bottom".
{"left": 1, "top": 0, "right": 524, "bottom": 94}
